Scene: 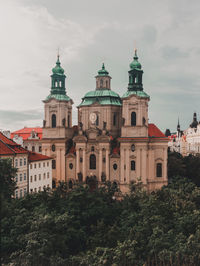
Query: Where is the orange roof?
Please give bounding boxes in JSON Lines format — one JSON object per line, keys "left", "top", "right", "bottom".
{"left": 28, "top": 151, "right": 52, "bottom": 162}
{"left": 0, "top": 132, "right": 28, "bottom": 155}
{"left": 11, "top": 127, "right": 43, "bottom": 140}
{"left": 148, "top": 124, "right": 166, "bottom": 138}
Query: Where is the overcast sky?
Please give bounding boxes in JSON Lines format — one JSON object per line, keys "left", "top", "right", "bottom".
{"left": 0, "top": 0, "right": 199, "bottom": 132}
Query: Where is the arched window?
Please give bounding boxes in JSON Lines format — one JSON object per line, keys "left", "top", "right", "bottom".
{"left": 131, "top": 160, "right": 136, "bottom": 171}
{"left": 68, "top": 114, "right": 70, "bottom": 127}
{"left": 131, "top": 112, "right": 136, "bottom": 126}
{"left": 106, "top": 80, "right": 108, "bottom": 88}
{"left": 113, "top": 113, "right": 117, "bottom": 126}
{"left": 52, "top": 114, "right": 56, "bottom": 128}
{"left": 96, "top": 115, "right": 99, "bottom": 126}
{"left": 156, "top": 163, "right": 162, "bottom": 177}
{"left": 59, "top": 81, "right": 62, "bottom": 87}
{"left": 90, "top": 154, "right": 96, "bottom": 169}
{"left": 100, "top": 79, "right": 103, "bottom": 88}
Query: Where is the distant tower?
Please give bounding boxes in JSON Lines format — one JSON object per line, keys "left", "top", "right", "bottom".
{"left": 177, "top": 118, "right": 180, "bottom": 132}
{"left": 95, "top": 63, "right": 112, "bottom": 90}
{"left": 190, "top": 112, "right": 198, "bottom": 128}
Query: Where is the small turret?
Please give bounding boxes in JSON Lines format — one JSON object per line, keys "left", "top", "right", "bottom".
{"left": 95, "top": 63, "right": 111, "bottom": 90}
{"left": 128, "top": 49, "right": 143, "bottom": 91}
{"left": 190, "top": 112, "right": 198, "bottom": 128}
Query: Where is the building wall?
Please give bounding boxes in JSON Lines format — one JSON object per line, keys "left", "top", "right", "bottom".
{"left": 29, "top": 159, "right": 52, "bottom": 193}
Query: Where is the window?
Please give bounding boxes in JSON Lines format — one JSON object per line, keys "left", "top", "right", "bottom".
{"left": 113, "top": 163, "right": 118, "bottom": 170}
{"left": 156, "top": 163, "right": 162, "bottom": 177}
{"left": 106, "top": 80, "right": 108, "bottom": 88}
{"left": 34, "top": 188, "right": 37, "bottom": 192}
{"left": 20, "top": 159, "right": 22, "bottom": 166}
{"left": 131, "top": 112, "right": 136, "bottom": 126}
{"left": 34, "top": 163, "right": 36, "bottom": 169}
{"left": 91, "top": 146, "right": 95, "bottom": 152}
{"left": 131, "top": 160, "right": 136, "bottom": 171}
{"left": 32, "top": 146, "right": 35, "bottom": 152}
{"left": 20, "top": 189, "right": 23, "bottom": 198}
{"left": 30, "top": 189, "right": 33, "bottom": 194}
{"left": 69, "top": 163, "right": 73, "bottom": 169}
{"left": 15, "top": 159, "right": 18, "bottom": 167}
{"left": 24, "top": 173, "right": 26, "bottom": 181}
{"left": 113, "top": 113, "right": 117, "bottom": 126}
{"left": 52, "top": 144, "right": 56, "bottom": 152}
{"left": 100, "top": 79, "right": 103, "bottom": 88}
{"left": 30, "top": 164, "right": 32, "bottom": 169}
{"left": 24, "top": 188, "right": 27, "bottom": 195}
{"left": 15, "top": 190, "right": 18, "bottom": 198}
{"left": 20, "top": 174, "right": 22, "bottom": 181}
{"left": 43, "top": 162, "right": 45, "bottom": 167}
{"left": 68, "top": 114, "right": 70, "bottom": 127}
{"left": 25, "top": 146, "right": 28, "bottom": 150}
{"left": 52, "top": 160, "right": 56, "bottom": 169}
{"left": 43, "top": 173, "right": 46, "bottom": 180}
{"left": 34, "top": 175, "right": 37, "bottom": 182}
{"left": 96, "top": 115, "right": 99, "bottom": 126}
{"left": 24, "top": 158, "right": 26, "bottom": 165}
{"left": 30, "top": 176, "right": 33, "bottom": 182}
{"left": 39, "top": 174, "right": 41, "bottom": 180}
{"left": 47, "top": 172, "right": 49, "bottom": 179}
{"left": 52, "top": 114, "right": 56, "bottom": 128}
{"left": 39, "top": 146, "right": 42, "bottom": 152}
{"left": 47, "top": 162, "right": 49, "bottom": 167}
{"left": 39, "top": 163, "right": 41, "bottom": 168}
{"left": 90, "top": 154, "right": 96, "bottom": 169}
{"left": 15, "top": 174, "right": 18, "bottom": 182}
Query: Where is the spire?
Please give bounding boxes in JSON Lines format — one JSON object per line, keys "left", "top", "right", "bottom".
{"left": 98, "top": 63, "right": 109, "bottom": 76}
{"left": 177, "top": 117, "right": 180, "bottom": 131}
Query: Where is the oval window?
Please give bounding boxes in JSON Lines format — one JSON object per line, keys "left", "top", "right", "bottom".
{"left": 113, "top": 163, "right": 118, "bottom": 170}
{"left": 131, "top": 144, "right": 135, "bottom": 152}
{"left": 69, "top": 163, "right": 73, "bottom": 169}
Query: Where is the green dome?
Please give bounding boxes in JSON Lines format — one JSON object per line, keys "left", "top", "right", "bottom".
{"left": 79, "top": 89, "right": 122, "bottom": 107}
{"left": 98, "top": 63, "right": 109, "bottom": 76}
{"left": 52, "top": 55, "right": 65, "bottom": 75}
{"left": 130, "top": 49, "right": 142, "bottom": 70}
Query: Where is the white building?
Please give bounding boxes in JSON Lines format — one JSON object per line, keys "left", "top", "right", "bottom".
{"left": 29, "top": 152, "right": 52, "bottom": 193}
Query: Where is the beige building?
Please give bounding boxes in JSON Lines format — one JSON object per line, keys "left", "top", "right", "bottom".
{"left": 42, "top": 51, "right": 168, "bottom": 193}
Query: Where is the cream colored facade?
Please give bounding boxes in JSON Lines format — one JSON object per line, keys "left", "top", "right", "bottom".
{"left": 42, "top": 52, "right": 168, "bottom": 193}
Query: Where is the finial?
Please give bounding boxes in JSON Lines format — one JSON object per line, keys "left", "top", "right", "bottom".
{"left": 56, "top": 48, "right": 60, "bottom": 65}
{"left": 102, "top": 63, "right": 105, "bottom": 70}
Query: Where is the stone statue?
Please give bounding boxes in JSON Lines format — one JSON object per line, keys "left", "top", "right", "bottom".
{"left": 79, "top": 121, "right": 83, "bottom": 130}
{"left": 103, "top": 121, "right": 107, "bottom": 130}
{"left": 62, "top": 118, "right": 66, "bottom": 127}
{"left": 43, "top": 120, "right": 46, "bottom": 127}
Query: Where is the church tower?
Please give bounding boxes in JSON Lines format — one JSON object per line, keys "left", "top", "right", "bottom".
{"left": 121, "top": 49, "right": 150, "bottom": 138}
{"left": 42, "top": 55, "right": 73, "bottom": 183}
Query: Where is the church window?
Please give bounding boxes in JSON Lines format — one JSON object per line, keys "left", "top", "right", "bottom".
{"left": 52, "top": 160, "right": 56, "bottom": 169}
{"left": 91, "top": 146, "right": 95, "bottom": 152}
{"left": 90, "top": 154, "right": 96, "bottom": 169}
{"left": 96, "top": 114, "right": 99, "bottom": 126}
{"left": 68, "top": 114, "right": 70, "bottom": 127}
{"left": 20, "top": 189, "right": 23, "bottom": 198}
{"left": 113, "top": 113, "right": 117, "bottom": 126}
{"left": 131, "top": 112, "right": 136, "bottom": 126}
{"left": 52, "top": 144, "right": 56, "bottom": 152}
{"left": 113, "top": 163, "right": 117, "bottom": 170}
{"left": 39, "top": 146, "right": 42, "bottom": 152}
{"left": 106, "top": 80, "right": 108, "bottom": 88}
{"left": 52, "top": 114, "right": 56, "bottom": 128}
{"left": 100, "top": 79, "right": 103, "bottom": 88}
{"left": 156, "top": 163, "right": 162, "bottom": 177}
{"left": 131, "top": 144, "right": 135, "bottom": 152}
{"left": 69, "top": 163, "right": 73, "bottom": 169}
{"left": 131, "top": 160, "right": 136, "bottom": 171}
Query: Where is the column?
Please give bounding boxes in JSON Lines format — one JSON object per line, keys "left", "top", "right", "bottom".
{"left": 76, "top": 149, "right": 80, "bottom": 180}
{"left": 99, "top": 148, "right": 102, "bottom": 180}
{"left": 106, "top": 149, "right": 109, "bottom": 180}
{"left": 83, "top": 148, "right": 86, "bottom": 181}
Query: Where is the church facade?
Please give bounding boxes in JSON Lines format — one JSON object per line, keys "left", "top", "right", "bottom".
{"left": 42, "top": 50, "right": 168, "bottom": 193}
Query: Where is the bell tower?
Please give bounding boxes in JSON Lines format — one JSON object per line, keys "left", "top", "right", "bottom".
{"left": 121, "top": 49, "right": 149, "bottom": 137}
{"left": 42, "top": 54, "right": 74, "bottom": 139}
{"left": 95, "top": 63, "right": 112, "bottom": 90}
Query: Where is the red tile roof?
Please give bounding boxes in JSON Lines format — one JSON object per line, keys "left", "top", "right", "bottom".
{"left": 148, "top": 124, "right": 166, "bottom": 138}
{"left": 28, "top": 151, "right": 52, "bottom": 162}
{"left": 0, "top": 132, "right": 28, "bottom": 155}
{"left": 11, "top": 127, "right": 43, "bottom": 140}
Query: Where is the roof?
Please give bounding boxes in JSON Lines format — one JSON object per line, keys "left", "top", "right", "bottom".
{"left": 148, "top": 123, "right": 166, "bottom": 138}
{"left": 11, "top": 127, "right": 43, "bottom": 141}
{"left": 0, "top": 132, "right": 28, "bottom": 156}
{"left": 79, "top": 89, "right": 122, "bottom": 107}
{"left": 28, "top": 151, "right": 52, "bottom": 162}
{"left": 122, "top": 90, "right": 150, "bottom": 99}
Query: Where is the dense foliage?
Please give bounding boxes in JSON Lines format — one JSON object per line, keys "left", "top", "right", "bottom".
{"left": 1, "top": 154, "right": 200, "bottom": 265}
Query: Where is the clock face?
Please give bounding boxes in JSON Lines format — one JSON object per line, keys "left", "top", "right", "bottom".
{"left": 131, "top": 144, "right": 135, "bottom": 152}
{"left": 89, "top": 112, "right": 97, "bottom": 124}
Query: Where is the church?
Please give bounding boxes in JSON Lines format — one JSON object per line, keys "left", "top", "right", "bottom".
{"left": 42, "top": 50, "right": 168, "bottom": 193}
